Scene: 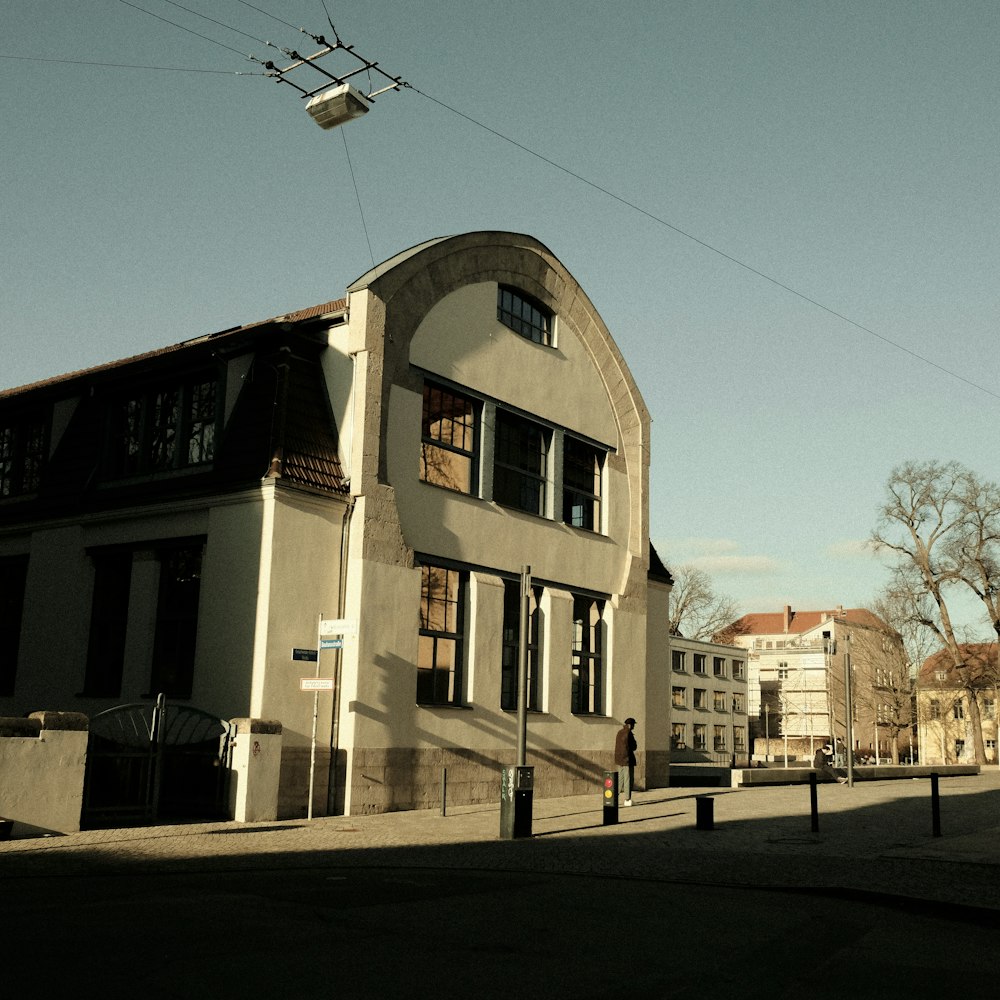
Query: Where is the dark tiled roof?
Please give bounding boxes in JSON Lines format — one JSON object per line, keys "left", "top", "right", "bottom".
{"left": 918, "top": 643, "right": 998, "bottom": 685}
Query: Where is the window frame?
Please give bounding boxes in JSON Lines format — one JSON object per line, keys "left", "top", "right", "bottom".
{"left": 0, "top": 413, "right": 48, "bottom": 498}
{"left": 501, "top": 581, "right": 542, "bottom": 712}
{"left": 107, "top": 375, "right": 219, "bottom": 479}
{"left": 562, "top": 436, "right": 603, "bottom": 531}
{"left": 420, "top": 381, "right": 479, "bottom": 494}
{"left": 570, "top": 595, "right": 604, "bottom": 716}
{"left": 417, "top": 563, "right": 467, "bottom": 707}
{"left": 497, "top": 285, "right": 553, "bottom": 346}
{"left": 493, "top": 408, "right": 550, "bottom": 516}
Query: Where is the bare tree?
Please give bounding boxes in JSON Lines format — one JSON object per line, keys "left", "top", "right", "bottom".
{"left": 848, "top": 622, "right": 912, "bottom": 763}
{"left": 667, "top": 565, "right": 740, "bottom": 640}
{"left": 872, "top": 460, "right": 989, "bottom": 762}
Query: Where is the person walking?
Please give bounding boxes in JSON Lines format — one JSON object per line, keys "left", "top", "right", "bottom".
{"left": 615, "top": 717, "right": 638, "bottom": 805}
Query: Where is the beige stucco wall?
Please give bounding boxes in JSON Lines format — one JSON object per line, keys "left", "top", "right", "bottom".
{"left": 333, "top": 232, "right": 657, "bottom": 814}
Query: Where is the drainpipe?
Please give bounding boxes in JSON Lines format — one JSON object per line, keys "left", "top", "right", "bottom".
{"left": 326, "top": 495, "right": 354, "bottom": 816}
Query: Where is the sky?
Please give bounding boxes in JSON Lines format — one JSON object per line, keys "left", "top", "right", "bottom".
{"left": 3, "top": 1, "right": 999, "bottom": 631}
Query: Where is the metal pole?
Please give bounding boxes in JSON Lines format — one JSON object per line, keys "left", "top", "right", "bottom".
{"left": 441, "top": 767, "right": 447, "bottom": 817}
{"left": 308, "top": 613, "right": 322, "bottom": 820}
{"left": 809, "top": 771, "right": 819, "bottom": 832}
{"left": 844, "top": 643, "right": 855, "bottom": 787}
{"left": 930, "top": 772, "right": 941, "bottom": 837}
{"left": 516, "top": 565, "right": 531, "bottom": 766}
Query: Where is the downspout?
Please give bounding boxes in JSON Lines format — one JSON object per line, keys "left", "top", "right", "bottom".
{"left": 327, "top": 494, "right": 354, "bottom": 815}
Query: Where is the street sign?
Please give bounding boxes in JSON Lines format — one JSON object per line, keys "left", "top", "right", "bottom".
{"left": 321, "top": 638, "right": 344, "bottom": 649}
{"left": 319, "top": 618, "right": 358, "bottom": 636}
{"left": 292, "top": 648, "right": 318, "bottom": 662}
{"left": 300, "top": 677, "right": 335, "bottom": 691}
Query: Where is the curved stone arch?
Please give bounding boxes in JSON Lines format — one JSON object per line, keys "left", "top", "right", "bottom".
{"left": 348, "top": 231, "right": 651, "bottom": 594}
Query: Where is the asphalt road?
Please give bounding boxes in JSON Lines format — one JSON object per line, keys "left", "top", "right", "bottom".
{"left": 6, "top": 862, "right": 998, "bottom": 999}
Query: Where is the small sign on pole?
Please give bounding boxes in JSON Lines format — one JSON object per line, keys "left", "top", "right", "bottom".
{"left": 292, "top": 648, "right": 319, "bottom": 662}
{"left": 321, "top": 637, "right": 344, "bottom": 650}
{"left": 319, "top": 618, "right": 358, "bottom": 636}
{"left": 300, "top": 677, "right": 335, "bottom": 692}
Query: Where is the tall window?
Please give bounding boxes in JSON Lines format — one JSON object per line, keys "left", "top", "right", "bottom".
{"left": 0, "top": 555, "right": 29, "bottom": 696}
{"left": 671, "top": 723, "right": 686, "bottom": 748}
{"left": 494, "top": 410, "right": 548, "bottom": 516}
{"left": 733, "top": 692, "right": 745, "bottom": 714}
{"left": 734, "top": 726, "right": 746, "bottom": 751}
{"left": 571, "top": 595, "right": 604, "bottom": 715}
{"left": 713, "top": 657, "right": 726, "bottom": 677}
{"left": 148, "top": 543, "right": 204, "bottom": 700}
{"left": 929, "top": 699, "right": 941, "bottom": 720}
{"left": 954, "top": 698, "right": 965, "bottom": 720}
{"left": 713, "top": 691, "right": 727, "bottom": 712}
{"left": 693, "top": 724, "right": 707, "bottom": 750}
{"left": 420, "top": 383, "right": 478, "bottom": 493}
{"left": 501, "top": 581, "right": 542, "bottom": 711}
{"left": 733, "top": 659, "right": 745, "bottom": 679}
{"left": 417, "top": 564, "right": 465, "bottom": 706}
{"left": 693, "top": 688, "right": 706, "bottom": 709}
{"left": 0, "top": 415, "right": 47, "bottom": 497}
{"left": 563, "top": 437, "right": 602, "bottom": 530}
{"left": 672, "top": 649, "right": 686, "bottom": 671}
{"left": 109, "top": 377, "right": 217, "bottom": 477}
{"left": 714, "top": 725, "right": 727, "bottom": 751}
{"left": 497, "top": 286, "right": 552, "bottom": 346}
{"left": 672, "top": 686, "right": 686, "bottom": 708}
{"left": 83, "top": 551, "right": 133, "bottom": 697}
{"left": 693, "top": 654, "right": 706, "bottom": 675}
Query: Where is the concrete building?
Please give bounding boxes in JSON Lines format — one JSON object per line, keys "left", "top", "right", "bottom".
{"left": 721, "top": 605, "right": 905, "bottom": 761}
{"left": 667, "top": 636, "right": 749, "bottom": 766}
{"left": 0, "top": 231, "right": 673, "bottom": 819}
{"left": 917, "top": 643, "right": 998, "bottom": 765}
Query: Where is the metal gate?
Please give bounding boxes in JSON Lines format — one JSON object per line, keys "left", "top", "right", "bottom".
{"left": 81, "top": 694, "right": 232, "bottom": 829}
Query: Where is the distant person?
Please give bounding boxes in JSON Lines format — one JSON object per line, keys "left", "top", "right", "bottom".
{"left": 813, "top": 743, "right": 845, "bottom": 783}
{"left": 615, "top": 717, "right": 638, "bottom": 805}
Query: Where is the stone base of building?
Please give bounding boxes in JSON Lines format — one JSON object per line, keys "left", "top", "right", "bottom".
{"left": 342, "top": 747, "right": 666, "bottom": 816}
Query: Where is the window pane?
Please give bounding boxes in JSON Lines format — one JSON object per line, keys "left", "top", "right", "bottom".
{"left": 494, "top": 411, "right": 547, "bottom": 515}
{"left": 497, "top": 286, "right": 551, "bottom": 345}
{"left": 421, "top": 384, "right": 476, "bottom": 493}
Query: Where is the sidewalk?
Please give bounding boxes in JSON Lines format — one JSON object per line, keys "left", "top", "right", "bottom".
{"left": 4, "top": 768, "right": 999, "bottom": 911}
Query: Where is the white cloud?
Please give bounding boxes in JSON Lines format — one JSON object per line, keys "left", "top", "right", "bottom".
{"left": 654, "top": 538, "right": 782, "bottom": 576}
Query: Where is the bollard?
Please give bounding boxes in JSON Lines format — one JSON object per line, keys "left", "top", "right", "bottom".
{"left": 441, "top": 767, "right": 447, "bottom": 817}
{"left": 809, "top": 771, "right": 819, "bottom": 832}
{"left": 930, "top": 772, "right": 941, "bottom": 838}
{"left": 695, "top": 795, "right": 714, "bottom": 831}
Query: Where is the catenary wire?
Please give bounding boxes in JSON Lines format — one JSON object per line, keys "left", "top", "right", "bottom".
{"left": 407, "top": 83, "right": 1000, "bottom": 403}
{"left": 0, "top": 53, "right": 259, "bottom": 74}
{"left": 341, "top": 130, "right": 377, "bottom": 272}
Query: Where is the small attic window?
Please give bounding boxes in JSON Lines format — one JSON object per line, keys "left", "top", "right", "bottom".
{"left": 497, "top": 286, "right": 553, "bottom": 346}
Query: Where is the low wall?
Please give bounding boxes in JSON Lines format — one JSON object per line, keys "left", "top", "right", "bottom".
{"left": 733, "top": 764, "right": 980, "bottom": 788}
{"left": 0, "top": 712, "right": 89, "bottom": 838}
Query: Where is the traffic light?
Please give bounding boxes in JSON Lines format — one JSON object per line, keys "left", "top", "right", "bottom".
{"left": 602, "top": 770, "right": 618, "bottom": 825}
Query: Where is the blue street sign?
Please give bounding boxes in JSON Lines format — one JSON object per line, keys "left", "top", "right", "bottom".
{"left": 321, "top": 638, "right": 344, "bottom": 649}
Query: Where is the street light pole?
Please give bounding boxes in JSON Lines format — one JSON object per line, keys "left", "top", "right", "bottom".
{"left": 844, "top": 635, "right": 855, "bottom": 787}
{"left": 516, "top": 564, "right": 531, "bottom": 767}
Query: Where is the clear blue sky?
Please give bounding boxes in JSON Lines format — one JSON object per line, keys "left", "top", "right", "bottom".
{"left": 3, "top": 1, "right": 999, "bottom": 630}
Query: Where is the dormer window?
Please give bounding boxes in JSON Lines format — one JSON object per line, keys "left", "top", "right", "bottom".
{"left": 107, "top": 376, "right": 217, "bottom": 478}
{"left": 497, "top": 286, "right": 552, "bottom": 346}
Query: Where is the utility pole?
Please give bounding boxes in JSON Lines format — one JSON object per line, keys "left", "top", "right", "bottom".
{"left": 844, "top": 635, "right": 855, "bottom": 787}
{"left": 516, "top": 565, "right": 531, "bottom": 766}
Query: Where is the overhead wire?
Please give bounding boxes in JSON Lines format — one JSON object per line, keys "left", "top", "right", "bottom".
{"left": 407, "top": 83, "right": 1000, "bottom": 403}
{"left": 0, "top": 53, "right": 258, "bottom": 74}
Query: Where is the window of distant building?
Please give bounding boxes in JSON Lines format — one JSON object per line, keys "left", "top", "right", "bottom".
{"left": 693, "top": 688, "right": 707, "bottom": 710}
{"left": 147, "top": 541, "right": 204, "bottom": 700}
{"left": 671, "top": 723, "right": 686, "bottom": 748}
{"left": 562, "top": 436, "right": 603, "bottom": 531}
{"left": 732, "top": 659, "right": 745, "bottom": 679}
{"left": 777, "top": 662, "right": 789, "bottom": 680}
{"left": 501, "top": 580, "right": 542, "bottom": 712}
{"left": 494, "top": 409, "right": 549, "bottom": 516}
{"left": 497, "top": 286, "right": 553, "bottom": 346}
{"left": 713, "top": 691, "right": 727, "bottom": 712}
{"left": 0, "top": 555, "right": 29, "bottom": 696}
{"left": 929, "top": 698, "right": 941, "bottom": 720}
{"left": 672, "top": 649, "right": 686, "bottom": 672}
{"left": 693, "top": 654, "right": 706, "bottom": 675}
{"left": 934, "top": 669, "right": 948, "bottom": 683}
{"left": 0, "top": 413, "right": 47, "bottom": 498}
{"left": 983, "top": 697, "right": 996, "bottom": 721}
{"left": 713, "top": 656, "right": 726, "bottom": 677}
{"left": 953, "top": 698, "right": 965, "bottom": 720}
{"left": 693, "top": 724, "right": 707, "bottom": 751}
{"left": 672, "top": 686, "right": 686, "bottom": 709}
{"left": 733, "top": 692, "right": 745, "bottom": 714}
{"left": 955, "top": 739, "right": 966, "bottom": 759}
{"left": 714, "top": 725, "right": 727, "bottom": 751}
{"left": 734, "top": 726, "right": 746, "bottom": 751}
{"left": 420, "top": 382, "right": 479, "bottom": 494}
{"left": 417, "top": 564, "right": 466, "bottom": 707}
{"left": 108, "top": 376, "right": 217, "bottom": 478}
{"left": 571, "top": 595, "right": 604, "bottom": 715}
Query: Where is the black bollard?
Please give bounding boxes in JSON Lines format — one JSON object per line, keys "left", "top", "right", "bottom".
{"left": 809, "top": 771, "right": 819, "bottom": 832}
{"left": 695, "top": 795, "right": 714, "bottom": 831}
{"left": 930, "top": 772, "right": 942, "bottom": 837}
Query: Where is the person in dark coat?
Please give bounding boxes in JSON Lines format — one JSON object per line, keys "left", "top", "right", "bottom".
{"left": 614, "top": 717, "right": 638, "bottom": 805}
{"left": 813, "top": 742, "right": 844, "bottom": 782}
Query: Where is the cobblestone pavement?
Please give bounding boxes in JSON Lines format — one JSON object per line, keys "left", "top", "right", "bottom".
{"left": 4, "top": 769, "right": 999, "bottom": 912}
